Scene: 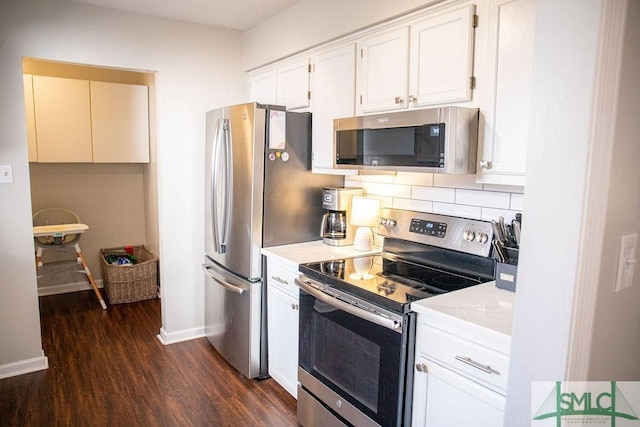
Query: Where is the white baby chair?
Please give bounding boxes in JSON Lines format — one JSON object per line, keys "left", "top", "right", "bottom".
{"left": 33, "top": 208, "right": 107, "bottom": 309}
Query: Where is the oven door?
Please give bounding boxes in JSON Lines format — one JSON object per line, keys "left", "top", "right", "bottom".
{"left": 296, "top": 277, "right": 414, "bottom": 427}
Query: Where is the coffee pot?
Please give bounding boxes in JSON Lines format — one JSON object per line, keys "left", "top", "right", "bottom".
{"left": 320, "top": 187, "right": 363, "bottom": 246}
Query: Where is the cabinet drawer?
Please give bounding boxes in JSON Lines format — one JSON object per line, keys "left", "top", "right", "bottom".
{"left": 417, "top": 323, "right": 509, "bottom": 394}
{"left": 266, "top": 261, "right": 300, "bottom": 298}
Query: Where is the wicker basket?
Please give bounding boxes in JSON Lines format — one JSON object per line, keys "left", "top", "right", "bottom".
{"left": 100, "top": 245, "right": 158, "bottom": 304}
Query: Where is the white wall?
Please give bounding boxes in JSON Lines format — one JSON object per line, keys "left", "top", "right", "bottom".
{"left": 588, "top": 0, "right": 640, "bottom": 380}
{"left": 504, "top": 1, "right": 604, "bottom": 424}
{"left": 0, "top": 0, "right": 246, "bottom": 372}
{"left": 242, "top": 0, "right": 435, "bottom": 70}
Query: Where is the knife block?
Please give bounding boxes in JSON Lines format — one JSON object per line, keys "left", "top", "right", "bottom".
{"left": 496, "top": 247, "right": 518, "bottom": 292}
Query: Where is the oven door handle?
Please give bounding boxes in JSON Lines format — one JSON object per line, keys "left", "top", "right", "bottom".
{"left": 295, "top": 278, "right": 401, "bottom": 332}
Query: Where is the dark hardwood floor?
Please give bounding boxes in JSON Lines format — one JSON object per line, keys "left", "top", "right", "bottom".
{"left": 0, "top": 291, "right": 297, "bottom": 426}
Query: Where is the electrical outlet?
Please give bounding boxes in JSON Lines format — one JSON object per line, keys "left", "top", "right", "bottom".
{"left": 614, "top": 233, "right": 638, "bottom": 292}
{"left": 0, "top": 165, "right": 13, "bottom": 184}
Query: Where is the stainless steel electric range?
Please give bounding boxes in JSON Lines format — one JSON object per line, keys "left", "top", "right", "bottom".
{"left": 295, "top": 208, "right": 496, "bottom": 427}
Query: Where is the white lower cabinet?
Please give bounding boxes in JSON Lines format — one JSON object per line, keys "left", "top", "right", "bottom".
{"left": 266, "top": 259, "right": 300, "bottom": 398}
{"left": 412, "top": 322, "right": 510, "bottom": 427}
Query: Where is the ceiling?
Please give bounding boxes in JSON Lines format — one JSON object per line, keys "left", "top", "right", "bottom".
{"left": 72, "top": 0, "right": 303, "bottom": 31}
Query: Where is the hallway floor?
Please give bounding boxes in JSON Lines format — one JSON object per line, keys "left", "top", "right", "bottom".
{"left": 0, "top": 291, "right": 297, "bottom": 426}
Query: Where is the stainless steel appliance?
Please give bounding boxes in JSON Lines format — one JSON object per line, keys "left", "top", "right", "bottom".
{"left": 203, "top": 102, "right": 341, "bottom": 379}
{"left": 333, "top": 106, "right": 479, "bottom": 174}
{"left": 295, "top": 208, "right": 496, "bottom": 426}
{"left": 320, "top": 187, "right": 363, "bottom": 246}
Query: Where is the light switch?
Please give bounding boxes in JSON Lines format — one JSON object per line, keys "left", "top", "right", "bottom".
{"left": 0, "top": 165, "right": 13, "bottom": 184}
{"left": 614, "top": 233, "right": 637, "bottom": 292}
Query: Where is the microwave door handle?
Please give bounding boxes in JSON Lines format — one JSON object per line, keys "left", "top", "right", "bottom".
{"left": 210, "top": 118, "right": 223, "bottom": 252}
{"left": 295, "top": 278, "right": 401, "bottom": 332}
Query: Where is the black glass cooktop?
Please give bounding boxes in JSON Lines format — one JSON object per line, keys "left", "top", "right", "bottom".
{"left": 299, "top": 254, "right": 487, "bottom": 314}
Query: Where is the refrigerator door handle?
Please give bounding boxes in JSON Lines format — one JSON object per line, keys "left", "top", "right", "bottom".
{"left": 202, "top": 263, "right": 246, "bottom": 295}
{"left": 211, "top": 118, "right": 232, "bottom": 254}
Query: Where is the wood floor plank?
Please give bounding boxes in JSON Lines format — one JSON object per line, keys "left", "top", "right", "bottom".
{"left": 0, "top": 291, "right": 297, "bottom": 426}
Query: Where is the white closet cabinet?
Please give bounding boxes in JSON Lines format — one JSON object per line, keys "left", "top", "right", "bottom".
{"left": 309, "top": 43, "right": 357, "bottom": 171}
{"left": 476, "top": 0, "right": 537, "bottom": 186}
{"left": 266, "top": 258, "right": 300, "bottom": 398}
{"left": 32, "top": 75, "right": 93, "bottom": 163}
{"left": 90, "top": 81, "right": 150, "bottom": 163}
{"left": 356, "top": 3, "right": 476, "bottom": 115}
{"left": 23, "top": 74, "right": 38, "bottom": 162}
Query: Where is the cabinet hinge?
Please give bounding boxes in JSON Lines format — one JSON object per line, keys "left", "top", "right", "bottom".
{"left": 308, "top": 91, "right": 311, "bottom": 100}
{"left": 360, "top": 48, "right": 364, "bottom": 59}
{"left": 359, "top": 95, "right": 363, "bottom": 105}
{"left": 308, "top": 64, "right": 312, "bottom": 73}
{"left": 472, "top": 14, "right": 478, "bottom": 28}
{"left": 470, "top": 76, "right": 476, "bottom": 90}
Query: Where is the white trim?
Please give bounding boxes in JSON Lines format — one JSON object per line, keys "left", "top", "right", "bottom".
{"left": 156, "top": 326, "right": 205, "bottom": 345}
{"left": 0, "top": 351, "right": 49, "bottom": 379}
{"left": 566, "top": 0, "right": 627, "bottom": 380}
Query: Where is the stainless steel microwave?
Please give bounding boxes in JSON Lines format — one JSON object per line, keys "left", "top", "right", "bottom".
{"left": 333, "top": 106, "right": 479, "bottom": 174}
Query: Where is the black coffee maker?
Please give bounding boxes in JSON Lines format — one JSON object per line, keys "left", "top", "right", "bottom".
{"left": 320, "top": 187, "right": 363, "bottom": 246}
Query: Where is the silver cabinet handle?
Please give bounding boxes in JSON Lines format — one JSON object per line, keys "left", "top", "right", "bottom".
{"left": 291, "top": 303, "right": 299, "bottom": 310}
{"left": 271, "top": 276, "right": 288, "bottom": 285}
{"left": 408, "top": 94, "right": 417, "bottom": 103}
{"left": 394, "top": 96, "right": 404, "bottom": 104}
{"left": 415, "top": 363, "right": 428, "bottom": 373}
{"left": 454, "top": 355, "right": 500, "bottom": 375}
{"left": 295, "top": 278, "right": 401, "bottom": 332}
{"left": 202, "top": 264, "right": 246, "bottom": 295}
{"left": 479, "top": 160, "right": 492, "bottom": 170}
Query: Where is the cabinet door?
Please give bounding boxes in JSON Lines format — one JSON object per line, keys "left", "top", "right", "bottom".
{"left": 310, "top": 43, "right": 356, "bottom": 171}
{"left": 23, "top": 74, "right": 38, "bottom": 162}
{"left": 90, "top": 81, "right": 150, "bottom": 163}
{"left": 409, "top": 4, "right": 476, "bottom": 107}
{"left": 32, "top": 76, "right": 92, "bottom": 162}
{"left": 249, "top": 69, "right": 276, "bottom": 104}
{"left": 477, "top": 0, "right": 536, "bottom": 186}
{"left": 412, "top": 358, "right": 505, "bottom": 427}
{"left": 356, "top": 27, "right": 409, "bottom": 115}
{"left": 276, "top": 58, "right": 310, "bottom": 110}
{"left": 267, "top": 284, "right": 299, "bottom": 398}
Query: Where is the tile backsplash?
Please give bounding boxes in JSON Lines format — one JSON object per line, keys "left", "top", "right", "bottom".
{"left": 345, "top": 172, "right": 524, "bottom": 222}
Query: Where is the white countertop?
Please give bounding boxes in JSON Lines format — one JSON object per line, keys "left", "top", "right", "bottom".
{"left": 261, "top": 240, "right": 381, "bottom": 271}
{"left": 411, "top": 282, "right": 515, "bottom": 352}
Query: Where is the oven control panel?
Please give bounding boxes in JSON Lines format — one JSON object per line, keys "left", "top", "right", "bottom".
{"left": 378, "top": 208, "right": 494, "bottom": 257}
{"left": 409, "top": 218, "right": 447, "bottom": 238}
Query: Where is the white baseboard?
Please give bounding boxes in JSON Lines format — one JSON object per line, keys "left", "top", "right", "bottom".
{"left": 157, "top": 326, "right": 205, "bottom": 345}
{"left": 37, "top": 279, "right": 104, "bottom": 297}
{"left": 0, "top": 351, "right": 49, "bottom": 379}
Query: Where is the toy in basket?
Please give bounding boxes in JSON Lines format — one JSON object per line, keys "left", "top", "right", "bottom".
{"left": 100, "top": 245, "right": 158, "bottom": 304}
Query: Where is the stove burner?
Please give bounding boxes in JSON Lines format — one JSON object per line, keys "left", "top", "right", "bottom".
{"left": 432, "top": 274, "right": 469, "bottom": 287}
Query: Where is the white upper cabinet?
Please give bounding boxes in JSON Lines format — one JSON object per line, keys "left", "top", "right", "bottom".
{"left": 249, "top": 69, "right": 276, "bottom": 105}
{"left": 28, "top": 76, "right": 150, "bottom": 163}
{"left": 276, "top": 57, "right": 310, "bottom": 110}
{"left": 23, "top": 74, "right": 38, "bottom": 163}
{"left": 356, "top": 27, "right": 410, "bottom": 114}
{"left": 90, "top": 81, "right": 150, "bottom": 163}
{"left": 409, "top": 4, "right": 476, "bottom": 107}
{"left": 356, "top": 3, "right": 476, "bottom": 115}
{"left": 32, "top": 75, "right": 93, "bottom": 163}
{"left": 477, "top": 0, "right": 536, "bottom": 186}
{"left": 249, "top": 58, "right": 310, "bottom": 110}
{"left": 309, "top": 43, "right": 357, "bottom": 171}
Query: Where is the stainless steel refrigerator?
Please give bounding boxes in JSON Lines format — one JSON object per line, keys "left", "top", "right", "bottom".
{"left": 203, "top": 102, "right": 341, "bottom": 379}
